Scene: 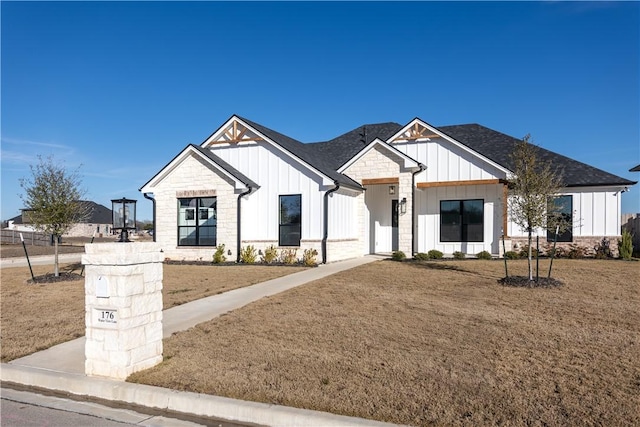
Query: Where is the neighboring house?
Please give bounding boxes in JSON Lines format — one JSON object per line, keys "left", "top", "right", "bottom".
{"left": 5, "top": 201, "right": 113, "bottom": 237}
{"left": 630, "top": 165, "right": 640, "bottom": 172}
{"left": 140, "top": 115, "right": 637, "bottom": 262}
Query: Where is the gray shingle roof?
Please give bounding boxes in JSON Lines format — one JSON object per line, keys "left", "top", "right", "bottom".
{"left": 438, "top": 124, "right": 636, "bottom": 187}
{"left": 630, "top": 164, "right": 640, "bottom": 172}
{"left": 197, "top": 115, "right": 635, "bottom": 190}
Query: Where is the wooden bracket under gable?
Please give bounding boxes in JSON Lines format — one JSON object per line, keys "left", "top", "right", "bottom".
{"left": 392, "top": 122, "right": 440, "bottom": 143}
{"left": 210, "top": 120, "right": 265, "bottom": 145}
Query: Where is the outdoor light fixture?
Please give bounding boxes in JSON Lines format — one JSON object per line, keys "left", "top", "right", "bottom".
{"left": 111, "top": 197, "right": 137, "bottom": 242}
{"left": 389, "top": 185, "right": 396, "bottom": 195}
{"left": 400, "top": 197, "right": 407, "bottom": 214}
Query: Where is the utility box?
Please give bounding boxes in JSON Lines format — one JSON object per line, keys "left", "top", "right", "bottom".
{"left": 82, "top": 242, "right": 163, "bottom": 380}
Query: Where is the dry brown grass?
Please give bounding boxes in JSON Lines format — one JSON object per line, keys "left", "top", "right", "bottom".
{"left": 128, "top": 259, "right": 640, "bottom": 427}
{"left": 0, "top": 263, "right": 305, "bottom": 362}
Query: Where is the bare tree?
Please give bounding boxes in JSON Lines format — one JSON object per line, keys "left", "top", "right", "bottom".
{"left": 508, "top": 135, "right": 566, "bottom": 281}
{"left": 19, "top": 156, "right": 90, "bottom": 277}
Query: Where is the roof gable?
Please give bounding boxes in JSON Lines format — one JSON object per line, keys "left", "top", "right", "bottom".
{"left": 338, "top": 138, "right": 422, "bottom": 173}
{"left": 139, "top": 144, "right": 258, "bottom": 192}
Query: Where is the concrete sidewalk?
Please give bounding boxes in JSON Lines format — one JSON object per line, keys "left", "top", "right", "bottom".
{"left": 2, "top": 255, "right": 401, "bottom": 427}
{"left": 0, "top": 253, "right": 83, "bottom": 268}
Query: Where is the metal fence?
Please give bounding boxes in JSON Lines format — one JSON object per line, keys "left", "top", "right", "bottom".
{"left": 0, "top": 230, "right": 51, "bottom": 246}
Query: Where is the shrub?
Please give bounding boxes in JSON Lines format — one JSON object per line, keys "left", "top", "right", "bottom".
{"left": 476, "top": 250, "right": 492, "bottom": 260}
{"left": 566, "top": 243, "right": 587, "bottom": 259}
{"left": 519, "top": 245, "right": 539, "bottom": 258}
{"left": 503, "top": 251, "right": 519, "bottom": 260}
{"left": 618, "top": 230, "right": 633, "bottom": 260}
{"left": 279, "top": 248, "right": 298, "bottom": 265}
{"left": 212, "top": 244, "right": 226, "bottom": 264}
{"left": 594, "top": 237, "right": 613, "bottom": 259}
{"left": 240, "top": 245, "right": 258, "bottom": 264}
{"left": 261, "top": 245, "right": 278, "bottom": 264}
{"left": 302, "top": 248, "right": 319, "bottom": 266}
{"left": 392, "top": 251, "right": 406, "bottom": 261}
{"left": 452, "top": 251, "right": 466, "bottom": 260}
{"left": 414, "top": 252, "right": 429, "bottom": 261}
{"left": 427, "top": 249, "right": 443, "bottom": 260}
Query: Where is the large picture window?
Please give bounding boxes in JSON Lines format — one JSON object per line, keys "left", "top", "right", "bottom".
{"left": 440, "top": 199, "right": 484, "bottom": 242}
{"left": 279, "top": 194, "right": 301, "bottom": 246}
{"left": 178, "top": 197, "right": 217, "bottom": 246}
{"left": 547, "top": 195, "right": 572, "bottom": 242}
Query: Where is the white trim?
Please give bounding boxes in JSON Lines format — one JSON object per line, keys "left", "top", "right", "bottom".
{"left": 337, "top": 138, "right": 422, "bottom": 173}
{"left": 202, "top": 115, "right": 334, "bottom": 187}
{"left": 140, "top": 145, "right": 250, "bottom": 192}
{"left": 389, "top": 118, "right": 512, "bottom": 175}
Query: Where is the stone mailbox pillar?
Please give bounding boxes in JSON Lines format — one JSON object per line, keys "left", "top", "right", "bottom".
{"left": 82, "top": 242, "right": 163, "bottom": 380}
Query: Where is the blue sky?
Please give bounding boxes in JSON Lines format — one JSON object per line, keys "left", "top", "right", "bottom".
{"left": 2, "top": 1, "right": 639, "bottom": 222}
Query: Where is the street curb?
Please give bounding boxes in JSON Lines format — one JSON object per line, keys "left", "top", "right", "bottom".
{"left": 1, "top": 364, "right": 402, "bottom": 427}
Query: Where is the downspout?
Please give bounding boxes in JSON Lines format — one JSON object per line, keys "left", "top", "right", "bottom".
{"left": 322, "top": 180, "right": 341, "bottom": 264}
{"left": 411, "top": 164, "right": 426, "bottom": 256}
{"left": 237, "top": 185, "right": 253, "bottom": 263}
{"left": 143, "top": 192, "right": 156, "bottom": 242}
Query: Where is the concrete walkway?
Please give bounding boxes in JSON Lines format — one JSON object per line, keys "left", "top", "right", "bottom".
{"left": 0, "top": 253, "right": 82, "bottom": 268}
{"left": 2, "top": 255, "right": 402, "bottom": 427}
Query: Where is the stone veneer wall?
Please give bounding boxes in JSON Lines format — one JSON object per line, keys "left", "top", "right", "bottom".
{"left": 509, "top": 236, "right": 621, "bottom": 258}
{"left": 344, "top": 146, "right": 414, "bottom": 256}
{"left": 83, "top": 242, "right": 163, "bottom": 380}
{"left": 152, "top": 154, "right": 238, "bottom": 261}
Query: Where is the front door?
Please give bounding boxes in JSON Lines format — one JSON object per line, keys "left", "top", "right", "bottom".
{"left": 391, "top": 199, "right": 399, "bottom": 251}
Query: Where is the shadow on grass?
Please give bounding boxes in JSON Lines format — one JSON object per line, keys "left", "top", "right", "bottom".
{"left": 387, "top": 259, "right": 476, "bottom": 274}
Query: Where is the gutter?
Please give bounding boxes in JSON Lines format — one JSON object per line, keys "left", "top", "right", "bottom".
{"left": 143, "top": 193, "right": 156, "bottom": 242}
{"left": 411, "top": 164, "right": 426, "bottom": 256}
{"left": 237, "top": 185, "right": 253, "bottom": 263}
{"left": 322, "top": 180, "right": 341, "bottom": 264}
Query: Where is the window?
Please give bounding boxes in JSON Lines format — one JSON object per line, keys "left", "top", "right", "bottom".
{"left": 279, "top": 195, "right": 301, "bottom": 246}
{"left": 178, "top": 197, "right": 217, "bottom": 246}
{"left": 440, "top": 199, "right": 484, "bottom": 242}
{"left": 547, "top": 195, "right": 572, "bottom": 242}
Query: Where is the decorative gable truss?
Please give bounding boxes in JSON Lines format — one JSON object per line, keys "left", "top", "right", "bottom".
{"left": 202, "top": 118, "right": 264, "bottom": 146}
{"left": 390, "top": 120, "right": 442, "bottom": 142}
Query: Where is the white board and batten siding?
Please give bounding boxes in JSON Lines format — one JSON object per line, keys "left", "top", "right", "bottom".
{"left": 395, "top": 138, "right": 507, "bottom": 255}
{"left": 415, "top": 184, "right": 503, "bottom": 255}
{"left": 508, "top": 187, "right": 622, "bottom": 238}
{"left": 393, "top": 139, "right": 506, "bottom": 182}
{"left": 210, "top": 142, "right": 329, "bottom": 243}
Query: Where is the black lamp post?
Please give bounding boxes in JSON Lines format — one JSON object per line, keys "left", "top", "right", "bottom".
{"left": 111, "top": 197, "right": 137, "bottom": 242}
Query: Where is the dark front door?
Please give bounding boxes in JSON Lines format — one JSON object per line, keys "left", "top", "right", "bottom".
{"left": 392, "top": 199, "right": 399, "bottom": 251}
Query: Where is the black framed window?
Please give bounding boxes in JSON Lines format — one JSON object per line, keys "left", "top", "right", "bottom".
{"left": 178, "top": 197, "right": 217, "bottom": 246}
{"left": 279, "top": 194, "right": 301, "bottom": 246}
{"left": 440, "top": 199, "right": 484, "bottom": 242}
{"left": 547, "top": 195, "right": 572, "bottom": 242}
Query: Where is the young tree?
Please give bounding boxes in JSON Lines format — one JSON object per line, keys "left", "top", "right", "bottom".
{"left": 19, "top": 156, "right": 89, "bottom": 277}
{"left": 508, "top": 135, "right": 566, "bottom": 281}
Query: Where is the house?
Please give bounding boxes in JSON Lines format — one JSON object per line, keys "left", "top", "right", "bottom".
{"left": 140, "top": 115, "right": 636, "bottom": 262}
{"left": 5, "top": 201, "right": 114, "bottom": 237}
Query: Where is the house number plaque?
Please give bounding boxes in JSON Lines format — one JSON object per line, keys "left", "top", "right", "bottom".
{"left": 93, "top": 308, "right": 118, "bottom": 328}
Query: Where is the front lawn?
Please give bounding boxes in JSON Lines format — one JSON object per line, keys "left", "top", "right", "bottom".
{"left": 128, "top": 259, "right": 640, "bottom": 426}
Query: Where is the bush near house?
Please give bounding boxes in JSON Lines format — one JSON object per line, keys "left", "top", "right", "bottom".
{"left": 391, "top": 251, "right": 406, "bottom": 261}
{"left": 618, "top": 230, "right": 633, "bottom": 260}
{"left": 212, "top": 244, "right": 227, "bottom": 264}
{"left": 476, "top": 250, "right": 493, "bottom": 260}
{"left": 260, "top": 245, "right": 278, "bottom": 264}
{"left": 414, "top": 252, "right": 429, "bottom": 261}
{"left": 452, "top": 251, "right": 466, "bottom": 259}
{"left": 302, "top": 248, "right": 319, "bottom": 266}
{"left": 240, "top": 245, "right": 258, "bottom": 264}
{"left": 279, "top": 248, "right": 298, "bottom": 265}
{"left": 427, "top": 249, "right": 444, "bottom": 260}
